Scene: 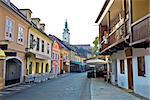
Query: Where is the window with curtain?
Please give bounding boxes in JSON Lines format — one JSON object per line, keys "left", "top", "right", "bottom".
{"left": 5, "top": 17, "right": 13, "bottom": 40}
{"left": 18, "top": 25, "right": 24, "bottom": 44}
{"left": 137, "top": 56, "right": 145, "bottom": 76}
{"left": 120, "top": 60, "right": 125, "bottom": 74}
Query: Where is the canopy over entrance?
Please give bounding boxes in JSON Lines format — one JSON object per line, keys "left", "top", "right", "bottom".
{"left": 86, "top": 59, "right": 108, "bottom": 65}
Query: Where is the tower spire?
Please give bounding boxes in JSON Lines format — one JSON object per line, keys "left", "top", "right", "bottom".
{"left": 65, "top": 19, "right": 68, "bottom": 28}
{"left": 64, "top": 19, "right": 69, "bottom": 32}
{"left": 62, "top": 19, "right": 70, "bottom": 44}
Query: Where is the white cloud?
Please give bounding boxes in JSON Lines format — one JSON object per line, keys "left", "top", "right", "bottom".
{"left": 12, "top": 0, "right": 106, "bottom": 45}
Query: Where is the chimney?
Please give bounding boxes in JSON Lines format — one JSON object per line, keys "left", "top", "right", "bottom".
{"left": 40, "top": 23, "right": 45, "bottom": 32}
{"left": 31, "top": 18, "right": 40, "bottom": 28}
{"left": 20, "top": 9, "right": 32, "bottom": 21}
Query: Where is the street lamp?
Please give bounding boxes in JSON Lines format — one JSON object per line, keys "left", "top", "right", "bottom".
{"left": 30, "top": 39, "right": 37, "bottom": 49}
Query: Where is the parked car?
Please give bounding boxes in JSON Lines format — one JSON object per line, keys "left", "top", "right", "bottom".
{"left": 96, "top": 70, "right": 107, "bottom": 77}
{"left": 87, "top": 70, "right": 95, "bottom": 78}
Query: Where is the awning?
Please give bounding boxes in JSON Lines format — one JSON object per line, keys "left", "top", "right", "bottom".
{"left": 0, "top": 49, "right": 6, "bottom": 59}
{"left": 71, "top": 61, "right": 86, "bottom": 66}
{"left": 86, "top": 59, "right": 107, "bottom": 65}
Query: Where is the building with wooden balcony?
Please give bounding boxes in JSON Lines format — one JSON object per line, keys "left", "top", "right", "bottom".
{"left": 0, "top": 0, "right": 31, "bottom": 89}
{"left": 128, "top": 0, "right": 150, "bottom": 98}
{"left": 95, "top": 0, "right": 150, "bottom": 99}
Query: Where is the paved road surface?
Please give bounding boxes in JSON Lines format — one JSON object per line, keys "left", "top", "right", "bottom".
{"left": 5, "top": 73, "right": 91, "bottom": 100}
{"left": 2, "top": 72, "right": 145, "bottom": 100}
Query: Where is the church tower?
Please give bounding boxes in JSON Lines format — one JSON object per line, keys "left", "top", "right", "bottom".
{"left": 63, "top": 20, "right": 70, "bottom": 44}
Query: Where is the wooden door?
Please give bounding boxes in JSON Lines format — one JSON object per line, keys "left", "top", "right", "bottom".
{"left": 127, "top": 58, "right": 133, "bottom": 90}
{"left": 5, "top": 59, "right": 21, "bottom": 86}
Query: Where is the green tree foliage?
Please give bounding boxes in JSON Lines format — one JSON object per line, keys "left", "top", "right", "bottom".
{"left": 92, "top": 36, "right": 99, "bottom": 53}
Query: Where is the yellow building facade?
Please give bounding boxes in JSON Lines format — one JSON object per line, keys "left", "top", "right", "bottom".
{"left": 60, "top": 49, "right": 70, "bottom": 73}
{"left": 26, "top": 21, "right": 53, "bottom": 76}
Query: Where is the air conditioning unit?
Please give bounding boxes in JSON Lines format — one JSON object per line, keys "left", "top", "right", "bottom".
{"left": 103, "top": 36, "right": 108, "bottom": 44}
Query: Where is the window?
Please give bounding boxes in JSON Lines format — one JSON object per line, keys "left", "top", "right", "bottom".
{"left": 30, "top": 34, "right": 34, "bottom": 49}
{"left": 58, "top": 54, "right": 59, "bottom": 60}
{"left": 137, "top": 56, "right": 145, "bottom": 76}
{"left": 42, "top": 40, "right": 44, "bottom": 52}
{"left": 47, "top": 43, "right": 50, "bottom": 54}
{"left": 52, "top": 53, "right": 54, "bottom": 59}
{"left": 18, "top": 25, "right": 24, "bottom": 43}
{"left": 36, "top": 37, "right": 40, "bottom": 51}
{"left": 120, "top": 60, "right": 125, "bottom": 74}
{"left": 55, "top": 54, "right": 57, "bottom": 60}
{"left": 5, "top": 17, "right": 13, "bottom": 39}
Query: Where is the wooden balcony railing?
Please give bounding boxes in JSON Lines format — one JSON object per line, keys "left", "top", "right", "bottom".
{"left": 132, "top": 14, "right": 150, "bottom": 43}
{"left": 101, "top": 19, "right": 129, "bottom": 51}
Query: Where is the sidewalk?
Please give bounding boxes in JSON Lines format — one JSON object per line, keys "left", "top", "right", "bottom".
{"left": 90, "top": 78, "right": 142, "bottom": 100}
{"left": 0, "top": 73, "right": 70, "bottom": 99}
{"left": 0, "top": 83, "right": 36, "bottom": 100}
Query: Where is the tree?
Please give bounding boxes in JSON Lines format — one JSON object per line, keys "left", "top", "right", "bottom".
{"left": 92, "top": 36, "right": 99, "bottom": 53}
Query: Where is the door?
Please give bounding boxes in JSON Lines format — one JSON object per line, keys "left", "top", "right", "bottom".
{"left": 127, "top": 58, "right": 133, "bottom": 90}
{"left": 5, "top": 58, "right": 21, "bottom": 86}
{"left": 35, "top": 62, "right": 39, "bottom": 73}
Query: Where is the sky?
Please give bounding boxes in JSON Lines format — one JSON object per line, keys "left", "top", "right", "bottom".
{"left": 12, "top": 0, "right": 106, "bottom": 46}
